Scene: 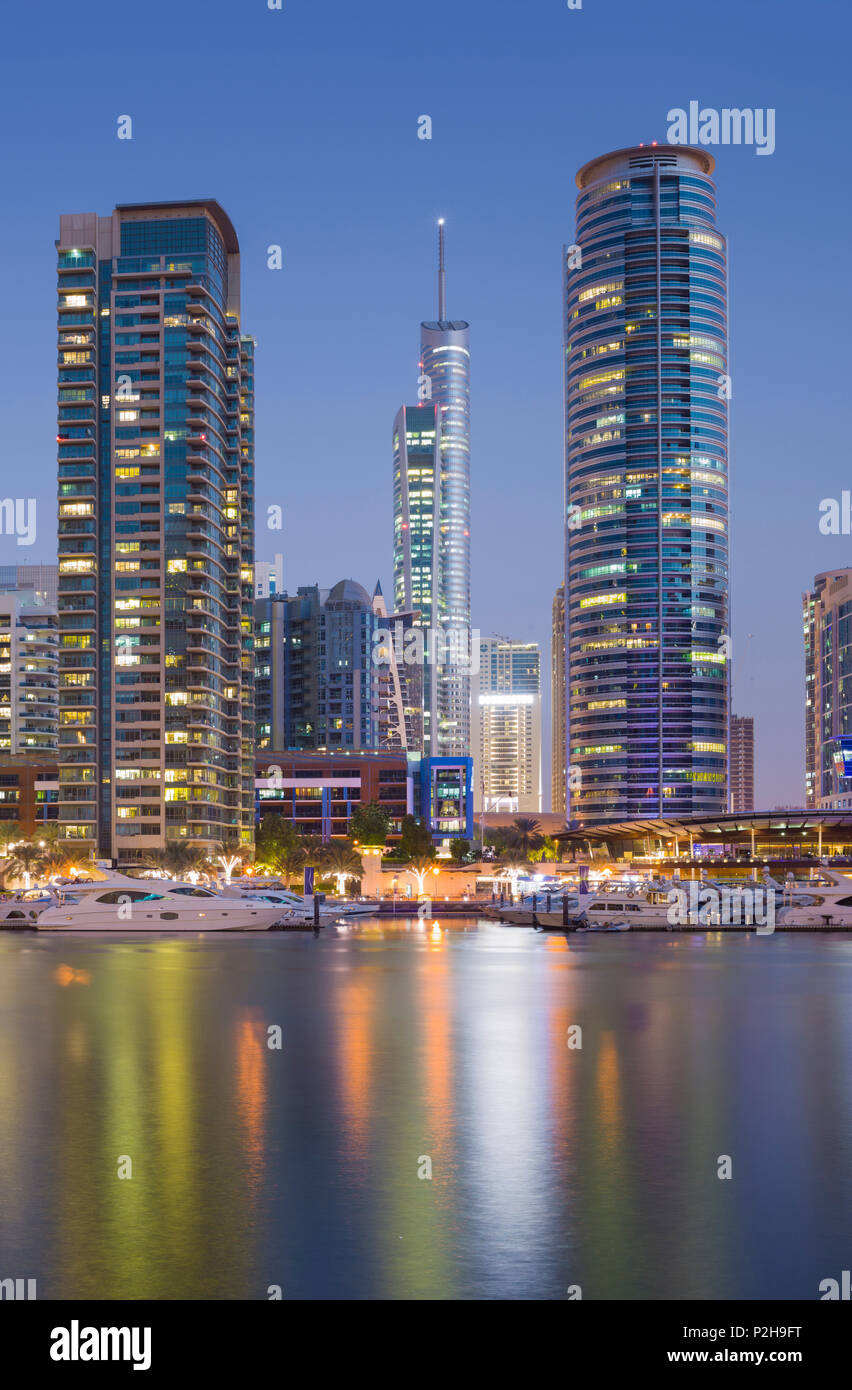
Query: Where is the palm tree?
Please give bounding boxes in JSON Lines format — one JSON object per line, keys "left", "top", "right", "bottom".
{"left": 299, "top": 835, "right": 327, "bottom": 868}
{"left": 319, "top": 843, "right": 364, "bottom": 896}
{"left": 40, "top": 847, "right": 76, "bottom": 881}
{"left": 144, "top": 843, "right": 211, "bottom": 881}
{"left": 496, "top": 853, "right": 529, "bottom": 900}
{"left": 507, "top": 817, "right": 544, "bottom": 860}
{"left": 0, "top": 821, "right": 22, "bottom": 856}
{"left": 263, "top": 842, "right": 307, "bottom": 890}
{"left": 4, "top": 842, "right": 46, "bottom": 890}
{"left": 406, "top": 854, "right": 438, "bottom": 898}
{"left": 0, "top": 821, "right": 22, "bottom": 888}
{"left": 208, "top": 842, "right": 248, "bottom": 885}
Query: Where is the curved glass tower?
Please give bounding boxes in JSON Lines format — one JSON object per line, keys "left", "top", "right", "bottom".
{"left": 564, "top": 145, "right": 729, "bottom": 822}
{"left": 395, "top": 222, "right": 471, "bottom": 757}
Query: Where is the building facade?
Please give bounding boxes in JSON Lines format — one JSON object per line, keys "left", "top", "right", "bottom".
{"left": 255, "top": 580, "right": 409, "bottom": 753}
{"left": 393, "top": 223, "right": 472, "bottom": 759}
{"left": 551, "top": 583, "right": 566, "bottom": 815}
{"left": 255, "top": 749, "right": 473, "bottom": 844}
{"left": 0, "top": 566, "right": 59, "bottom": 608}
{"left": 371, "top": 581, "right": 423, "bottom": 752}
{"left": 254, "top": 554, "right": 284, "bottom": 600}
{"left": 56, "top": 201, "right": 255, "bottom": 861}
{"left": 804, "top": 570, "right": 852, "bottom": 808}
{"left": 0, "top": 586, "right": 58, "bottom": 756}
{"left": 0, "top": 759, "right": 59, "bottom": 836}
{"left": 729, "top": 714, "right": 754, "bottom": 813}
{"left": 472, "top": 638, "right": 542, "bottom": 814}
{"left": 564, "top": 145, "right": 729, "bottom": 823}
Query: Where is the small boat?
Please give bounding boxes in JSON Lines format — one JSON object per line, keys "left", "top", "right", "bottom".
{"left": 576, "top": 920, "right": 631, "bottom": 933}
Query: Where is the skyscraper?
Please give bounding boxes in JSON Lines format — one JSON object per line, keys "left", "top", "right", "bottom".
{"left": 564, "top": 146, "right": 729, "bottom": 823}
{"left": 56, "top": 201, "right": 255, "bottom": 862}
{"left": 473, "top": 638, "right": 542, "bottom": 814}
{"left": 729, "top": 714, "right": 754, "bottom": 812}
{"left": 551, "top": 583, "right": 566, "bottom": 816}
{"left": 255, "top": 580, "right": 389, "bottom": 752}
{"left": 0, "top": 587, "right": 58, "bottom": 756}
{"left": 394, "top": 223, "right": 471, "bottom": 757}
{"left": 804, "top": 570, "right": 852, "bottom": 808}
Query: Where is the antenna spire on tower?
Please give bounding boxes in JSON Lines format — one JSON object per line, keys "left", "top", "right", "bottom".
{"left": 437, "top": 219, "right": 446, "bottom": 321}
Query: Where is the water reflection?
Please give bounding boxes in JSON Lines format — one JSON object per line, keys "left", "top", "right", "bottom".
{"left": 1, "top": 924, "right": 851, "bottom": 1299}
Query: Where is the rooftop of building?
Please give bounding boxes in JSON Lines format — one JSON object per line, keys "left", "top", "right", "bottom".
{"left": 575, "top": 144, "right": 715, "bottom": 189}
{"left": 115, "top": 199, "right": 240, "bottom": 254}
{"left": 326, "top": 579, "right": 373, "bottom": 609}
{"left": 557, "top": 810, "right": 852, "bottom": 844}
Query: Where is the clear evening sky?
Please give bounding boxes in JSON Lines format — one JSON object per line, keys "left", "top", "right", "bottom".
{"left": 1, "top": 0, "right": 849, "bottom": 807}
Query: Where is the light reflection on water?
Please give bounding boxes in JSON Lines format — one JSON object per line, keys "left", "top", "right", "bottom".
{"left": 1, "top": 920, "right": 851, "bottom": 1300}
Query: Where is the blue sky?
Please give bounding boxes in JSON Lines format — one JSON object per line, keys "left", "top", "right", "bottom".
{"left": 1, "top": 0, "right": 849, "bottom": 805}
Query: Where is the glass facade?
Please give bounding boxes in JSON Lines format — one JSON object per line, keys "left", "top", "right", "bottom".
{"left": 564, "top": 146, "right": 729, "bottom": 822}
{"left": 56, "top": 201, "right": 255, "bottom": 860}
{"left": 393, "top": 403, "right": 439, "bottom": 750}
{"left": 420, "top": 321, "right": 471, "bottom": 758}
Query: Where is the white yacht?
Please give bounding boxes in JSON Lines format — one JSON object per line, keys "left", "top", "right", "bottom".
{"left": 220, "top": 879, "right": 366, "bottom": 925}
{"left": 0, "top": 890, "right": 55, "bottom": 928}
{"left": 35, "top": 874, "right": 290, "bottom": 932}
{"left": 773, "top": 869, "right": 852, "bottom": 928}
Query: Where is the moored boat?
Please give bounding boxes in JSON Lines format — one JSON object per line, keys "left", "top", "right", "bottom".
{"left": 35, "top": 874, "right": 289, "bottom": 932}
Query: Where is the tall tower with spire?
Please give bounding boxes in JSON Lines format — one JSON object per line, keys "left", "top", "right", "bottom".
{"left": 393, "top": 222, "right": 471, "bottom": 758}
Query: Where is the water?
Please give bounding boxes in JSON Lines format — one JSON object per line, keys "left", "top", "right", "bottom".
{"left": 1, "top": 918, "right": 851, "bottom": 1300}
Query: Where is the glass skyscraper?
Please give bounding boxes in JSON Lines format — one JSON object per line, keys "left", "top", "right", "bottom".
{"left": 564, "top": 145, "right": 729, "bottom": 822}
{"left": 56, "top": 201, "right": 255, "bottom": 861}
{"left": 394, "top": 223, "right": 471, "bottom": 758}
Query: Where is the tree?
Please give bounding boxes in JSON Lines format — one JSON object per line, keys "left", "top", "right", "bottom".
{"left": 256, "top": 814, "right": 299, "bottom": 865}
{"left": 264, "top": 841, "right": 307, "bottom": 889}
{"left": 0, "top": 821, "right": 21, "bottom": 855}
{"left": 145, "top": 843, "right": 211, "bottom": 881}
{"left": 320, "top": 843, "right": 364, "bottom": 896}
{"left": 407, "top": 854, "right": 438, "bottom": 897}
{"left": 298, "top": 835, "right": 327, "bottom": 868}
{"left": 450, "top": 838, "right": 471, "bottom": 866}
{"left": 399, "top": 814, "right": 434, "bottom": 860}
{"left": 4, "top": 842, "right": 46, "bottom": 889}
{"left": 496, "top": 853, "right": 529, "bottom": 898}
{"left": 532, "top": 835, "right": 560, "bottom": 863}
{"left": 349, "top": 801, "right": 390, "bottom": 848}
{"left": 213, "top": 848, "right": 245, "bottom": 885}
{"left": 507, "top": 817, "right": 545, "bottom": 860}
{"left": 40, "top": 847, "right": 77, "bottom": 881}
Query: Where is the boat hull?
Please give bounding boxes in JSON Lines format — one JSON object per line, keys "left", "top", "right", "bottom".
{"left": 35, "top": 902, "right": 286, "bottom": 932}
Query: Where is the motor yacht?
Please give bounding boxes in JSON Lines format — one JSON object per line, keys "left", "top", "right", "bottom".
{"left": 218, "top": 881, "right": 354, "bottom": 926}
{"left": 772, "top": 869, "right": 852, "bottom": 928}
{"left": 0, "top": 889, "right": 55, "bottom": 928}
{"left": 35, "top": 874, "right": 290, "bottom": 932}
